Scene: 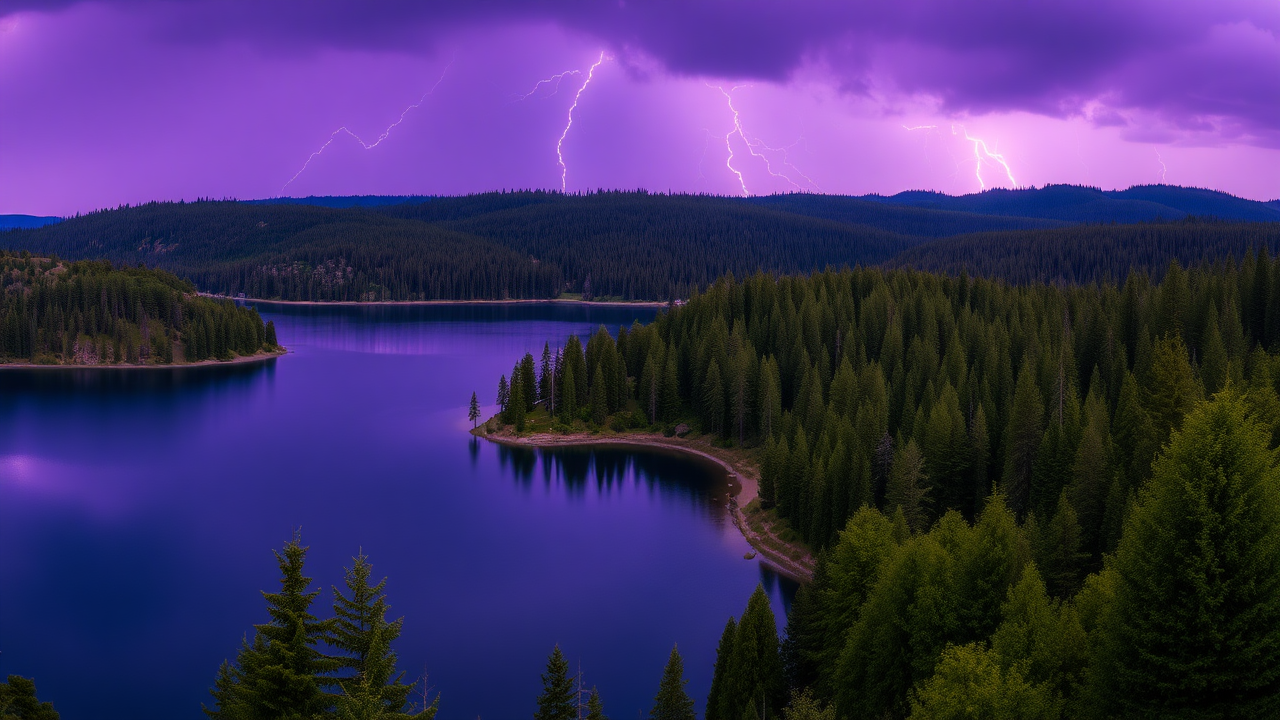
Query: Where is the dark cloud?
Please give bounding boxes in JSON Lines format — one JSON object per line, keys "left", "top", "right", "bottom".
{"left": 8, "top": 0, "right": 1279, "bottom": 144}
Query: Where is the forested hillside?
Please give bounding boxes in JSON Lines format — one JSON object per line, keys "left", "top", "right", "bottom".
{"left": 6, "top": 187, "right": 1278, "bottom": 303}
{"left": 0, "top": 251, "right": 278, "bottom": 365}
{"left": 0, "top": 202, "right": 562, "bottom": 302}
{"left": 892, "top": 219, "right": 1280, "bottom": 284}
{"left": 489, "top": 254, "right": 1280, "bottom": 717}
{"left": 864, "top": 184, "right": 1280, "bottom": 223}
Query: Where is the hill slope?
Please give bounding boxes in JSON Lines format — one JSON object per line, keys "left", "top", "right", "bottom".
{"left": 890, "top": 219, "right": 1280, "bottom": 284}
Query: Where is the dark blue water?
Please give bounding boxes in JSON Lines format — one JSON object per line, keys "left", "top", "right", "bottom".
{"left": 0, "top": 303, "right": 795, "bottom": 720}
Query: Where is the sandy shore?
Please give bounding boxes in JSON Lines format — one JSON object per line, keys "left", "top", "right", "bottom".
{"left": 208, "top": 294, "right": 669, "bottom": 309}
{"left": 0, "top": 348, "right": 286, "bottom": 370}
{"left": 480, "top": 429, "right": 814, "bottom": 582}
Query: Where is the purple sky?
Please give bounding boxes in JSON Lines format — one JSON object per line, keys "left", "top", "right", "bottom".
{"left": 2, "top": 0, "right": 1278, "bottom": 215}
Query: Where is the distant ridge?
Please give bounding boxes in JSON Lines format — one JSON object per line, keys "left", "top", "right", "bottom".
{"left": 3, "top": 186, "right": 1278, "bottom": 301}
{"left": 857, "top": 184, "right": 1280, "bottom": 224}
{"left": 0, "top": 214, "right": 61, "bottom": 230}
{"left": 245, "top": 195, "right": 435, "bottom": 209}
{"left": 249, "top": 184, "right": 1280, "bottom": 225}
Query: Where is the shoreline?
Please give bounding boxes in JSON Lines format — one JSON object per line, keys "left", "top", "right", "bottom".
{"left": 210, "top": 294, "right": 670, "bottom": 309}
{"left": 478, "top": 429, "right": 815, "bottom": 583}
{"left": 0, "top": 348, "right": 287, "bottom": 371}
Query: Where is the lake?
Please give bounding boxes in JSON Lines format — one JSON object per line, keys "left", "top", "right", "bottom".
{"left": 0, "top": 302, "right": 796, "bottom": 719}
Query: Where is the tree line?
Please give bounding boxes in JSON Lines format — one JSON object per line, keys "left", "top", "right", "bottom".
{"left": 14, "top": 192, "right": 1273, "bottom": 304}
{"left": 490, "top": 256, "right": 1280, "bottom": 717}
{"left": 0, "top": 251, "right": 278, "bottom": 365}
{"left": 202, "top": 535, "right": 717, "bottom": 720}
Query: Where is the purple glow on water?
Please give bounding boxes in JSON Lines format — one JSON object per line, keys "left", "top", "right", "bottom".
{"left": 0, "top": 302, "right": 795, "bottom": 720}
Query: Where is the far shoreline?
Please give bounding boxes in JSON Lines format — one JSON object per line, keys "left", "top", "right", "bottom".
{"left": 212, "top": 294, "right": 671, "bottom": 309}
{"left": 477, "top": 428, "right": 815, "bottom": 583}
{"left": 0, "top": 348, "right": 287, "bottom": 371}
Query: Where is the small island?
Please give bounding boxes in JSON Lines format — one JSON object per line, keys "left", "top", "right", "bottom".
{"left": 0, "top": 250, "right": 283, "bottom": 367}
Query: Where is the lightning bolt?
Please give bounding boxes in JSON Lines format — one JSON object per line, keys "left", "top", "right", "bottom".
{"left": 711, "top": 84, "right": 820, "bottom": 196}
{"left": 556, "top": 52, "right": 606, "bottom": 193}
{"left": 513, "top": 69, "right": 581, "bottom": 102}
{"left": 952, "top": 124, "right": 1016, "bottom": 191}
{"left": 1156, "top": 150, "right": 1167, "bottom": 183}
{"left": 902, "top": 125, "right": 938, "bottom": 131}
{"left": 281, "top": 59, "right": 454, "bottom": 193}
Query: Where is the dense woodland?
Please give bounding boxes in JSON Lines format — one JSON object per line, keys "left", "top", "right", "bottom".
{"left": 7, "top": 188, "right": 1277, "bottom": 302}
{"left": 491, "top": 252, "right": 1280, "bottom": 717}
{"left": 894, "top": 218, "right": 1280, "bottom": 285}
{"left": 0, "top": 251, "right": 277, "bottom": 365}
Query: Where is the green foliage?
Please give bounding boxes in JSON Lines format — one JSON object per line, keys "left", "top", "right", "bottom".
{"left": 1091, "top": 391, "right": 1280, "bottom": 717}
{"left": 585, "top": 688, "right": 608, "bottom": 720}
{"left": 650, "top": 646, "right": 695, "bottom": 720}
{"left": 206, "top": 539, "right": 434, "bottom": 720}
{"left": 707, "top": 586, "right": 785, "bottom": 720}
{"left": 0, "top": 676, "right": 59, "bottom": 720}
{"left": 907, "top": 643, "right": 1058, "bottom": 720}
{"left": 0, "top": 252, "right": 272, "bottom": 364}
{"left": 330, "top": 555, "right": 433, "bottom": 720}
{"left": 535, "top": 646, "right": 576, "bottom": 720}
{"left": 705, "top": 619, "right": 737, "bottom": 720}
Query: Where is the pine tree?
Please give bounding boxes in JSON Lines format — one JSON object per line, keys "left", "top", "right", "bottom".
{"left": 497, "top": 375, "right": 510, "bottom": 415}
{"left": 702, "top": 359, "right": 726, "bottom": 437}
{"left": 706, "top": 619, "right": 737, "bottom": 720}
{"left": 585, "top": 688, "right": 608, "bottom": 720}
{"left": 589, "top": 362, "right": 609, "bottom": 425}
{"left": 650, "top": 645, "right": 696, "bottom": 720}
{"left": 0, "top": 676, "right": 60, "bottom": 720}
{"left": 885, "top": 439, "right": 929, "bottom": 533}
{"left": 534, "top": 646, "right": 576, "bottom": 720}
{"left": 1093, "top": 391, "right": 1280, "bottom": 717}
{"left": 1003, "top": 364, "right": 1044, "bottom": 517}
{"left": 330, "top": 554, "right": 429, "bottom": 720}
{"left": 244, "top": 533, "right": 336, "bottom": 720}
{"left": 468, "top": 392, "right": 480, "bottom": 429}
{"left": 265, "top": 320, "right": 278, "bottom": 348}
{"left": 726, "top": 586, "right": 785, "bottom": 720}
{"left": 560, "top": 361, "right": 578, "bottom": 422}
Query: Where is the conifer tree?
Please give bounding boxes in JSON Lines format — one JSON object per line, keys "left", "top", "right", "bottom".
{"left": 885, "top": 439, "right": 929, "bottom": 533}
{"left": 650, "top": 645, "right": 696, "bottom": 720}
{"left": 468, "top": 392, "right": 480, "bottom": 429}
{"left": 265, "top": 320, "right": 278, "bottom": 348}
{"left": 589, "top": 362, "right": 609, "bottom": 425}
{"left": 706, "top": 619, "right": 737, "bottom": 720}
{"left": 560, "top": 362, "right": 578, "bottom": 422}
{"left": 330, "top": 554, "right": 432, "bottom": 720}
{"left": 0, "top": 676, "right": 60, "bottom": 720}
{"left": 243, "top": 534, "right": 336, "bottom": 720}
{"left": 1093, "top": 391, "right": 1280, "bottom": 717}
{"left": 585, "top": 688, "right": 607, "bottom": 720}
{"left": 702, "top": 360, "right": 726, "bottom": 437}
{"left": 534, "top": 646, "right": 576, "bottom": 720}
{"left": 726, "top": 586, "right": 785, "bottom": 720}
{"left": 497, "top": 376, "right": 509, "bottom": 415}
{"left": 1003, "top": 364, "right": 1044, "bottom": 517}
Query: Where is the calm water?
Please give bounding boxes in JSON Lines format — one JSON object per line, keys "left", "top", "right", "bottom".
{"left": 0, "top": 302, "right": 795, "bottom": 720}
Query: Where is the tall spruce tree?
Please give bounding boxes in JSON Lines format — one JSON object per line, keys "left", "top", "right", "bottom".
{"left": 534, "top": 646, "right": 576, "bottom": 720}
{"left": 330, "top": 554, "right": 434, "bottom": 720}
{"left": 585, "top": 688, "right": 608, "bottom": 720}
{"left": 706, "top": 618, "right": 737, "bottom": 720}
{"left": 650, "top": 646, "right": 696, "bottom": 720}
{"left": 468, "top": 392, "right": 480, "bottom": 429}
{"left": 1093, "top": 391, "right": 1280, "bottom": 717}
{"left": 236, "top": 534, "right": 336, "bottom": 720}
